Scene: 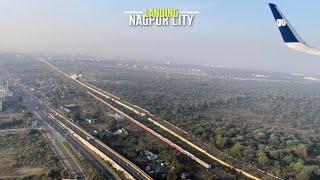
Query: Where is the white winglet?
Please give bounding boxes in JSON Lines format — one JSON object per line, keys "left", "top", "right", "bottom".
{"left": 269, "top": 3, "right": 320, "bottom": 56}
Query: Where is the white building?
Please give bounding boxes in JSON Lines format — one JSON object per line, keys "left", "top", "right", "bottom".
{"left": 0, "top": 86, "right": 5, "bottom": 112}
{"left": 0, "top": 81, "right": 13, "bottom": 112}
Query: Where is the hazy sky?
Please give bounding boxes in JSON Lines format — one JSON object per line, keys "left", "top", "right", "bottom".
{"left": 2, "top": 0, "right": 320, "bottom": 73}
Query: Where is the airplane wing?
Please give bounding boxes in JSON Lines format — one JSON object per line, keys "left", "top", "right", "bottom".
{"left": 269, "top": 3, "right": 320, "bottom": 56}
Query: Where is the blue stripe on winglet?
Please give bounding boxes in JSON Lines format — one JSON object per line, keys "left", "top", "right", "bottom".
{"left": 269, "top": 3, "right": 300, "bottom": 43}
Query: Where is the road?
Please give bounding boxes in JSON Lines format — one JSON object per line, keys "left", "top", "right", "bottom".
{"left": 36, "top": 112, "right": 86, "bottom": 180}
{"left": 0, "top": 128, "right": 26, "bottom": 133}
{"left": 36, "top": 111, "right": 118, "bottom": 180}
{"left": 47, "top": 107, "right": 152, "bottom": 180}
{"left": 12, "top": 83, "right": 119, "bottom": 180}
{"left": 39, "top": 58, "right": 282, "bottom": 180}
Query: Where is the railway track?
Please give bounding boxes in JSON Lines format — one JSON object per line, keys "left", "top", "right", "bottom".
{"left": 39, "top": 58, "right": 282, "bottom": 180}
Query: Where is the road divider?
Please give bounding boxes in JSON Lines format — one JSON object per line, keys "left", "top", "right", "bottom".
{"left": 46, "top": 112, "right": 136, "bottom": 180}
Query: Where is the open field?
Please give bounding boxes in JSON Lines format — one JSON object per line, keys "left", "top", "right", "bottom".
{"left": 0, "top": 113, "right": 24, "bottom": 130}
{"left": 0, "top": 113, "right": 23, "bottom": 120}
{"left": 0, "top": 129, "right": 66, "bottom": 179}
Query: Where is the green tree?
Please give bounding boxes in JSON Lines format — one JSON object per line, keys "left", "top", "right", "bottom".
{"left": 257, "top": 151, "right": 269, "bottom": 166}
{"left": 230, "top": 142, "right": 243, "bottom": 158}
{"left": 293, "top": 160, "right": 304, "bottom": 173}
{"left": 293, "top": 144, "right": 308, "bottom": 158}
{"left": 269, "top": 150, "right": 280, "bottom": 160}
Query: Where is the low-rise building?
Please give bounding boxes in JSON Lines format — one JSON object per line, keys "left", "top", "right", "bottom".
{"left": 0, "top": 87, "right": 5, "bottom": 112}
{"left": 140, "top": 149, "right": 158, "bottom": 161}
{"left": 4, "top": 95, "right": 23, "bottom": 110}
{"left": 62, "top": 104, "right": 80, "bottom": 113}
{"left": 85, "top": 118, "right": 96, "bottom": 124}
{"left": 31, "top": 120, "right": 38, "bottom": 127}
{"left": 113, "top": 128, "right": 128, "bottom": 137}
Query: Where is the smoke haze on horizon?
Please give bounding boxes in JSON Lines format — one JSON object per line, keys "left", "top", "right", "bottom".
{"left": 1, "top": 0, "right": 320, "bottom": 73}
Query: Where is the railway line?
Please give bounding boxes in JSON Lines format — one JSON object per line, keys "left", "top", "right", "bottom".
{"left": 87, "top": 91, "right": 211, "bottom": 169}
{"left": 13, "top": 82, "right": 118, "bottom": 180}
{"left": 36, "top": 111, "right": 120, "bottom": 180}
{"left": 47, "top": 107, "right": 152, "bottom": 180}
{"left": 39, "top": 58, "right": 282, "bottom": 180}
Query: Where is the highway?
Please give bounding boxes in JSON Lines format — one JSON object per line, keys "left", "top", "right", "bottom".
{"left": 12, "top": 83, "right": 120, "bottom": 180}
{"left": 36, "top": 111, "right": 119, "bottom": 180}
{"left": 36, "top": 111, "right": 86, "bottom": 180}
{"left": 40, "top": 58, "right": 282, "bottom": 180}
{"left": 47, "top": 107, "right": 152, "bottom": 180}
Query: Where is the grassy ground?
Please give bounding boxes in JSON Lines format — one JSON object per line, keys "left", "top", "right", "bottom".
{"left": 0, "top": 113, "right": 25, "bottom": 130}
{"left": 0, "top": 129, "right": 66, "bottom": 179}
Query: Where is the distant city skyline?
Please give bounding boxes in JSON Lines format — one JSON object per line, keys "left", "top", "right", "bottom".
{"left": 2, "top": 1, "right": 320, "bottom": 73}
